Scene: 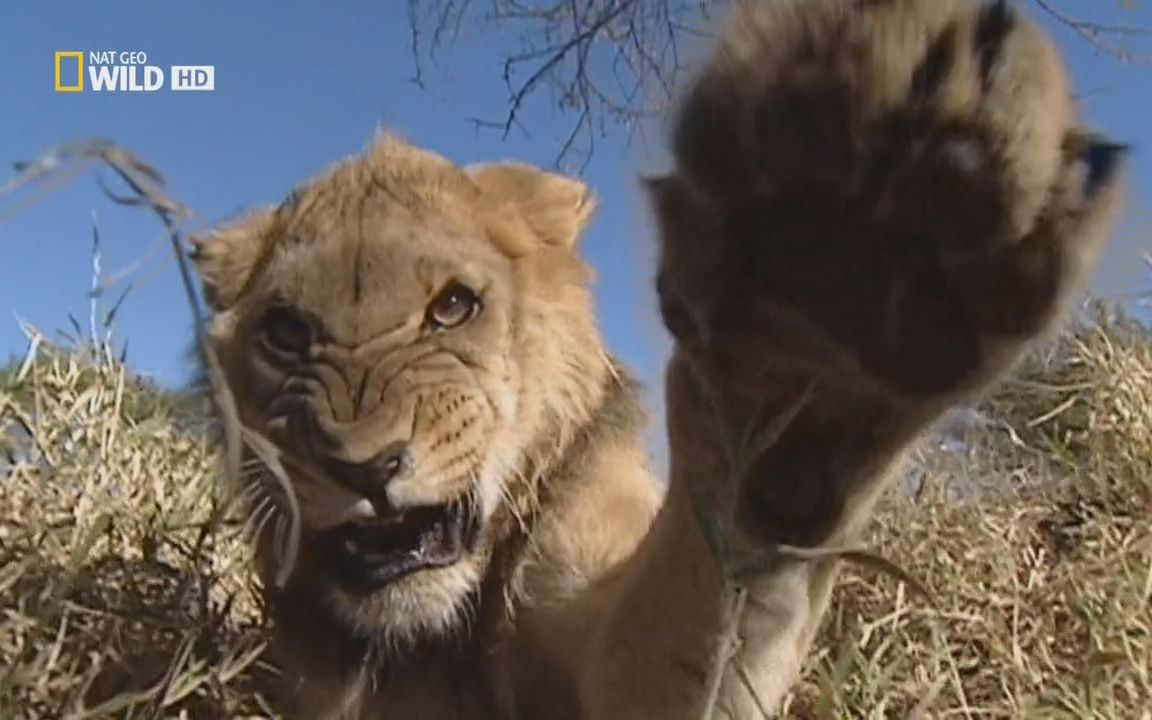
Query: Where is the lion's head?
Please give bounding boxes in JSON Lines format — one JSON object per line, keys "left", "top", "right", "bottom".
{"left": 191, "top": 135, "right": 611, "bottom": 644}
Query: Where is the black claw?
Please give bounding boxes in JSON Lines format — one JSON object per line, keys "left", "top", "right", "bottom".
{"left": 1082, "top": 138, "right": 1129, "bottom": 200}
{"left": 277, "top": 187, "right": 303, "bottom": 214}
{"left": 975, "top": 0, "right": 1015, "bottom": 91}
{"left": 911, "top": 27, "right": 957, "bottom": 103}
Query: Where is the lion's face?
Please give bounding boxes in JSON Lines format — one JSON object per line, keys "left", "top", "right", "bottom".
{"left": 192, "top": 135, "right": 608, "bottom": 642}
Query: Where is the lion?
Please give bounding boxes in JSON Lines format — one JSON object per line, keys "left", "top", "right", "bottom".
{"left": 190, "top": 0, "right": 1125, "bottom": 717}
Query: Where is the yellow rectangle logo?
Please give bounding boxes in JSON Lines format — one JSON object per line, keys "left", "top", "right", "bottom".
{"left": 55, "top": 51, "right": 84, "bottom": 92}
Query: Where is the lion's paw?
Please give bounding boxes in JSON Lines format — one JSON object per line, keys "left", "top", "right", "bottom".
{"left": 653, "top": 0, "right": 1125, "bottom": 399}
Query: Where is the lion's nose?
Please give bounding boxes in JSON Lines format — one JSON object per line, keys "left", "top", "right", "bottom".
{"left": 323, "top": 441, "right": 413, "bottom": 507}
{"left": 368, "top": 442, "right": 414, "bottom": 484}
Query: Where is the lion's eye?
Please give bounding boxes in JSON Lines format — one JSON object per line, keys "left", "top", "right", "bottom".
{"left": 426, "top": 283, "right": 481, "bottom": 330}
{"left": 261, "top": 305, "right": 313, "bottom": 356}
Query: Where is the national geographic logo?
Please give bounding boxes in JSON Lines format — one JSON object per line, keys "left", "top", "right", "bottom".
{"left": 54, "top": 51, "right": 215, "bottom": 92}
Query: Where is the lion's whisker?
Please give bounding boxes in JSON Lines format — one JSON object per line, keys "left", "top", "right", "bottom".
{"left": 239, "top": 427, "right": 302, "bottom": 589}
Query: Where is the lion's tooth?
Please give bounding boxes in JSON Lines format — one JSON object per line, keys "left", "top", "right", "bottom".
{"left": 344, "top": 498, "right": 375, "bottom": 522}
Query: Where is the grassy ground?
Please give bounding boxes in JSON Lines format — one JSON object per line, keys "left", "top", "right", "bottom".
{"left": 1, "top": 309, "right": 1149, "bottom": 719}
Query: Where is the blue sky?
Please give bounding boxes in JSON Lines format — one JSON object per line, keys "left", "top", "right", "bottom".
{"left": 1, "top": 0, "right": 1149, "bottom": 421}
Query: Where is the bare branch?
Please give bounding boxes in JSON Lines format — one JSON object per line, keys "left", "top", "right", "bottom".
{"left": 408, "top": 0, "right": 710, "bottom": 169}
{"left": 408, "top": 0, "right": 1150, "bottom": 169}
{"left": 1031, "top": 0, "right": 1152, "bottom": 63}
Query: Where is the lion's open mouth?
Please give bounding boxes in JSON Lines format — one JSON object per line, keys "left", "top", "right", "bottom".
{"left": 320, "top": 501, "right": 478, "bottom": 594}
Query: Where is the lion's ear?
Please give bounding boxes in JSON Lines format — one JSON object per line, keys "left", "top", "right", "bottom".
{"left": 189, "top": 208, "right": 277, "bottom": 311}
{"left": 468, "top": 163, "right": 595, "bottom": 250}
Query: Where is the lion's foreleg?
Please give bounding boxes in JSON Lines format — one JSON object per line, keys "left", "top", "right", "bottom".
{"left": 676, "top": 353, "right": 937, "bottom": 717}
{"left": 574, "top": 354, "right": 925, "bottom": 718}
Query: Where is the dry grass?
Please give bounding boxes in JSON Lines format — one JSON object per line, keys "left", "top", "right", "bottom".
{"left": 1, "top": 307, "right": 1149, "bottom": 718}
{"left": 0, "top": 340, "right": 276, "bottom": 719}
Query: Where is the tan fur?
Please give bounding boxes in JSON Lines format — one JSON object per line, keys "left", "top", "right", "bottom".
{"left": 192, "top": 1, "right": 1124, "bottom": 717}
